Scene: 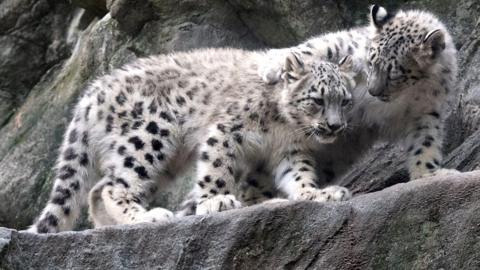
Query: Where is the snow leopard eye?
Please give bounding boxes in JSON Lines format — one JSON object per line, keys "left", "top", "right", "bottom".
{"left": 341, "top": 99, "right": 350, "bottom": 107}
{"left": 312, "top": 98, "right": 324, "bottom": 106}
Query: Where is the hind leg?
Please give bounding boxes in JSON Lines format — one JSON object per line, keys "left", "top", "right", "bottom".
{"left": 89, "top": 125, "right": 178, "bottom": 226}
{"left": 28, "top": 176, "right": 86, "bottom": 234}
{"left": 28, "top": 120, "right": 92, "bottom": 233}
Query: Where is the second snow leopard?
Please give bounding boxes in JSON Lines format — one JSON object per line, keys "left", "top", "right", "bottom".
{"left": 29, "top": 48, "right": 356, "bottom": 233}
{"left": 246, "top": 5, "right": 458, "bottom": 204}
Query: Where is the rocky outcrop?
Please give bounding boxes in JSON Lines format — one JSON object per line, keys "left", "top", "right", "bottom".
{"left": 1, "top": 171, "right": 479, "bottom": 269}
{"left": 0, "top": 0, "right": 479, "bottom": 267}
{"left": 0, "top": 0, "right": 76, "bottom": 126}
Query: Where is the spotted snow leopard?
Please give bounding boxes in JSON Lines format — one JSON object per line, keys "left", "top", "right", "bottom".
{"left": 246, "top": 5, "right": 458, "bottom": 204}
{"left": 28, "top": 48, "right": 357, "bottom": 233}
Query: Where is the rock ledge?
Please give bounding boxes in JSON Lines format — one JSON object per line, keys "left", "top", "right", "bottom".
{"left": 1, "top": 171, "right": 479, "bottom": 269}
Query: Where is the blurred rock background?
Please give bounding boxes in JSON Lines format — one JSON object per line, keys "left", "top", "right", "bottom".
{"left": 0, "top": 0, "right": 479, "bottom": 267}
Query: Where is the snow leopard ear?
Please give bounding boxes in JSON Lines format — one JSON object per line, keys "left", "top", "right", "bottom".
{"left": 422, "top": 29, "right": 446, "bottom": 57}
{"left": 370, "top": 4, "right": 392, "bottom": 28}
{"left": 282, "top": 53, "right": 305, "bottom": 83}
{"left": 412, "top": 29, "right": 446, "bottom": 67}
{"left": 339, "top": 55, "right": 357, "bottom": 90}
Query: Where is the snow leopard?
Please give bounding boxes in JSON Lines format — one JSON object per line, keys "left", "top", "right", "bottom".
{"left": 28, "top": 48, "right": 357, "bottom": 233}
{"left": 247, "top": 5, "right": 458, "bottom": 204}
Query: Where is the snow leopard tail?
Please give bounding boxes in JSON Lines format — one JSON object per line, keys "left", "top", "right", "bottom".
{"left": 28, "top": 102, "right": 92, "bottom": 233}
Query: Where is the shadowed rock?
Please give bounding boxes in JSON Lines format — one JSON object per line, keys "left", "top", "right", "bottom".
{"left": 1, "top": 171, "right": 479, "bottom": 269}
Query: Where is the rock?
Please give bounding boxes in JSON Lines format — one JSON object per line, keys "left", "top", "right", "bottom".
{"left": 71, "top": 0, "right": 108, "bottom": 16}
{"left": 1, "top": 171, "right": 480, "bottom": 269}
{"left": 0, "top": 0, "right": 76, "bottom": 126}
{"left": 228, "top": 0, "right": 349, "bottom": 47}
{"left": 107, "top": 0, "right": 155, "bottom": 34}
{"left": 0, "top": 9, "right": 100, "bottom": 229}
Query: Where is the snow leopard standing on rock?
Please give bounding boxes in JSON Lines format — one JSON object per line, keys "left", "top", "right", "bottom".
{"left": 28, "top": 48, "right": 357, "bottom": 233}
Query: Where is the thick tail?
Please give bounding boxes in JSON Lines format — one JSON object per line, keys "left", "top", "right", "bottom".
{"left": 29, "top": 104, "right": 92, "bottom": 233}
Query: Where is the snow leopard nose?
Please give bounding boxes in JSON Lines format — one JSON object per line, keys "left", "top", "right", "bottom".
{"left": 367, "top": 69, "right": 387, "bottom": 97}
{"left": 367, "top": 82, "right": 384, "bottom": 96}
{"left": 327, "top": 123, "right": 343, "bottom": 133}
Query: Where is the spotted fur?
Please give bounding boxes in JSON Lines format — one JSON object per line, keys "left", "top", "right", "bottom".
{"left": 253, "top": 5, "right": 458, "bottom": 203}
{"left": 28, "top": 48, "right": 355, "bottom": 233}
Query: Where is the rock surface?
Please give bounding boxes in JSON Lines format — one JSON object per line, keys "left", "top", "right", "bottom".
{"left": 0, "top": 0, "right": 76, "bottom": 127}
{"left": 0, "top": 0, "right": 479, "bottom": 267}
{"left": 1, "top": 171, "right": 480, "bottom": 269}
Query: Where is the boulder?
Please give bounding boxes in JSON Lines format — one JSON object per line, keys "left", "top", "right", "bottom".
{"left": 0, "top": 0, "right": 76, "bottom": 126}
{"left": 1, "top": 171, "right": 479, "bottom": 269}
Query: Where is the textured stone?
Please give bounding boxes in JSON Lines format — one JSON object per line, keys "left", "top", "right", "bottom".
{"left": 72, "top": 0, "right": 108, "bottom": 16}
{"left": 1, "top": 171, "right": 479, "bottom": 269}
{"left": 107, "top": 0, "right": 155, "bottom": 34}
{"left": 0, "top": 0, "right": 76, "bottom": 127}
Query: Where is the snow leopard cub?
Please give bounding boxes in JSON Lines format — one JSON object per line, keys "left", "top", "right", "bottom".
{"left": 244, "top": 5, "right": 458, "bottom": 204}
{"left": 28, "top": 48, "right": 356, "bottom": 233}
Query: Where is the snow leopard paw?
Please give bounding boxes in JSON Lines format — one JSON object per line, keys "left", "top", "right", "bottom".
{"left": 136, "top": 207, "right": 174, "bottom": 223}
{"left": 258, "top": 62, "right": 283, "bottom": 84}
{"left": 294, "top": 186, "right": 351, "bottom": 202}
{"left": 195, "top": 194, "right": 242, "bottom": 215}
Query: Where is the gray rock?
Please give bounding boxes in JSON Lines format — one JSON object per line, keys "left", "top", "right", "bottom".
{"left": 227, "top": 0, "right": 480, "bottom": 47}
{"left": 107, "top": 0, "right": 155, "bottom": 34}
{"left": 72, "top": 0, "right": 108, "bottom": 16}
{"left": 0, "top": 0, "right": 76, "bottom": 126}
{"left": 228, "top": 0, "right": 349, "bottom": 47}
{"left": 1, "top": 171, "right": 479, "bottom": 269}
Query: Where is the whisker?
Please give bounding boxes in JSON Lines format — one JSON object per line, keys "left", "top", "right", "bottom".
{"left": 290, "top": 125, "right": 311, "bottom": 137}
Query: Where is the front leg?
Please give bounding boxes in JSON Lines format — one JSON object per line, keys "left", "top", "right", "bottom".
{"left": 406, "top": 112, "right": 459, "bottom": 179}
{"left": 238, "top": 164, "right": 277, "bottom": 206}
{"left": 194, "top": 124, "right": 242, "bottom": 215}
{"left": 274, "top": 149, "right": 351, "bottom": 202}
